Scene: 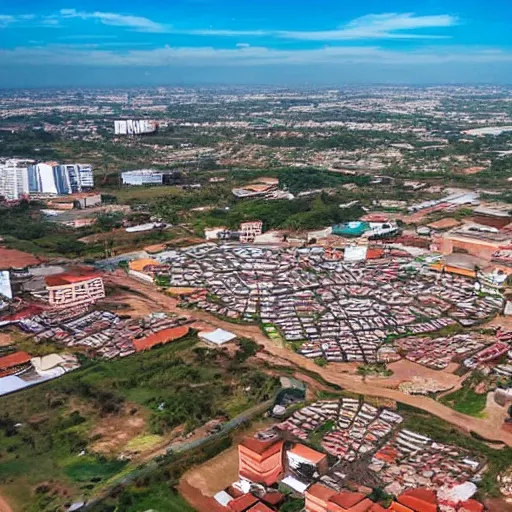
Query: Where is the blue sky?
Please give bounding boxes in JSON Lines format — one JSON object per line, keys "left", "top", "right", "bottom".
{"left": 1, "top": 0, "right": 511, "bottom": 87}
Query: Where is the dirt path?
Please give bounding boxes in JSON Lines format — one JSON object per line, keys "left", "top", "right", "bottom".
{"left": 0, "top": 494, "right": 13, "bottom": 512}
{"left": 105, "top": 273, "right": 512, "bottom": 447}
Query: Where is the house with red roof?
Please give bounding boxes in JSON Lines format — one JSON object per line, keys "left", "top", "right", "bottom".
{"left": 45, "top": 268, "right": 105, "bottom": 308}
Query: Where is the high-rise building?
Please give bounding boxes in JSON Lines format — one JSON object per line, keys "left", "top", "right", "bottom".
{"left": 56, "top": 164, "right": 94, "bottom": 192}
{"left": 28, "top": 163, "right": 58, "bottom": 194}
{"left": 27, "top": 162, "right": 94, "bottom": 195}
{"left": 0, "top": 159, "right": 31, "bottom": 200}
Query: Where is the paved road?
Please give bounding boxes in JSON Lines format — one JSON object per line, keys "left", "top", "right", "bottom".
{"left": 106, "top": 272, "right": 512, "bottom": 447}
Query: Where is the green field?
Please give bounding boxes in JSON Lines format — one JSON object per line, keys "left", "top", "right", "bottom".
{"left": 440, "top": 373, "right": 489, "bottom": 417}
{"left": 0, "top": 334, "right": 278, "bottom": 511}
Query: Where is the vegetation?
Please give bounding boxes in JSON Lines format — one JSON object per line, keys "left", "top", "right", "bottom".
{"left": 0, "top": 334, "right": 278, "bottom": 511}
{"left": 440, "top": 372, "right": 489, "bottom": 417}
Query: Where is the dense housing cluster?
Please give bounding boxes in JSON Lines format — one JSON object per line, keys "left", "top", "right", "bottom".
{"left": 150, "top": 245, "right": 504, "bottom": 363}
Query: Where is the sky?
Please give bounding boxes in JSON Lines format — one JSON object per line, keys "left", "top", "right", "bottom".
{"left": 1, "top": 0, "right": 512, "bottom": 87}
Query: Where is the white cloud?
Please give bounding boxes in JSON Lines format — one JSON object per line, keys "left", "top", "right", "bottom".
{"left": 1, "top": 44, "right": 510, "bottom": 68}
{"left": 59, "top": 8, "right": 168, "bottom": 33}
{"left": 276, "top": 13, "right": 459, "bottom": 40}
{"left": 1, "top": 10, "right": 458, "bottom": 40}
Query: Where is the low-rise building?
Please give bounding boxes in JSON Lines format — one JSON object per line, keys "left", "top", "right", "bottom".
{"left": 45, "top": 270, "right": 105, "bottom": 308}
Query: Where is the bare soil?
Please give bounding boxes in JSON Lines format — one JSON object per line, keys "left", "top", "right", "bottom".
{"left": 0, "top": 333, "right": 13, "bottom": 347}
{"left": 89, "top": 405, "right": 147, "bottom": 456}
{"left": 0, "top": 494, "right": 13, "bottom": 512}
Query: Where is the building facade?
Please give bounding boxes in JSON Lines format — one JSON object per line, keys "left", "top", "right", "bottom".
{"left": 55, "top": 164, "right": 94, "bottom": 192}
{"left": 121, "top": 169, "right": 164, "bottom": 186}
{"left": 240, "top": 221, "right": 264, "bottom": 243}
{"left": 0, "top": 159, "right": 31, "bottom": 200}
{"left": 45, "top": 272, "right": 105, "bottom": 308}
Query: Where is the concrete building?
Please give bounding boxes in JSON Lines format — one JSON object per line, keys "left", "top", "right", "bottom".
{"left": 434, "top": 230, "right": 512, "bottom": 261}
{"left": 55, "top": 164, "right": 94, "bottom": 192}
{"left": 0, "top": 159, "right": 31, "bottom": 200}
{"left": 238, "top": 433, "right": 284, "bottom": 486}
{"left": 240, "top": 221, "right": 263, "bottom": 243}
{"left": 121, "top": 169, "right": 165, "bottom": 186}
{"left": 28, "top": 162, "right": 59, "bottom": 194}
{"left": 45, "top": 270, "right": 105, "bottom": 308}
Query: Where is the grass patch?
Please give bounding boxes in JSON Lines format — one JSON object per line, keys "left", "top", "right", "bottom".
{"left": 126, "top": 434, "right": 163, "bottom": 452}
{"left": 63, "top": 457, "right": 127, "bottom": 483}
{"left": 440, "top": 372, "right": 488, "bottom": 417}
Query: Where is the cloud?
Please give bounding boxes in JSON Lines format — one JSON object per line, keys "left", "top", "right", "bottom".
{"left": 59, "top": 8, "right": 168, "bottom": 33}
{"left": 276, "top": 13, "right": 459, "bottom": 40}
{"left": 1, "top": 44, "right": 510, "bottom": 68}
{"left": 1, "top": 10, "right": 457, "bottom": 40}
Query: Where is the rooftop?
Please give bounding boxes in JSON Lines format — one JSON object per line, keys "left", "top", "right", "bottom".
{"left": 0, "top": 248, "right": 42, "bottom": 270}
{"left": 0, "top": 351, "right": 31, "bottom": 369}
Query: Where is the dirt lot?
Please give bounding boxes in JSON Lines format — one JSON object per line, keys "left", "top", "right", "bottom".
{"left": 381, "top": 359, "right": 462, "bottom": 389}
{"left": 183, "top": 445, "right": 240, "bottom": 497}
{"left": 0, "top": 332, "right": 13, "bottom": 347}
{"left": 90, "top": 405, "right": 147, "bottom": 456}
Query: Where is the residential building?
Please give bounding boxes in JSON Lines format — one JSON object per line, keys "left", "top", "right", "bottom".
{"left": 240, "top": 221, "right": 263, "bottom": 243}
{"left": 27, "top": 162, "right": 94, "bottom": 195}
{"left": 121, "top": 169, "right": 165, "bottom": 186}
{"left": 0, "top": 159, "right": 31, "bottom": 200}
{"left": 238, "top": 433, "right": 284, "bottom": 486}
{"left": 305, "top": 484, "right": 386, "bottom": 512}
{"left": 55, "top": 164, "right": 94, "bottom": 192}
{"left": 28, "top": 162, "right": 58, "bottom": 194}
{"left": 45, "top": 270, "right": 105, "bottom": 308}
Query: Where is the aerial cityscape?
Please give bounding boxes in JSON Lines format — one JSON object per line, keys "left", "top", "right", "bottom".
{"left": 1, "top": 2, "right": 512, "bottom": 512}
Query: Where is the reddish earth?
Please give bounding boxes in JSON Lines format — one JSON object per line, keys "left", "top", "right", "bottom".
{"left": 104, "top": 272, "right": 512, "bottom": 447}
{"left": 0, "top": 494, "right": 13, "bottom": 512}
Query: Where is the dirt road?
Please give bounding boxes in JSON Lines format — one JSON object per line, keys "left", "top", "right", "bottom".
{"left": 0, "top": 494, "right": 13, "bottom": 512}
{"left": 106, "top": 272, "right": 512, "bottom": 447}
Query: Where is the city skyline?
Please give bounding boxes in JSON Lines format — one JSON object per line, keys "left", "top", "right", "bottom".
{"left": 1, "top": 0, "right": 512, "bottom": 86}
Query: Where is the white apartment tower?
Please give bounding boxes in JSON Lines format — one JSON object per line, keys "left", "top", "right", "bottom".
{"left": 0, "top": 159, "right": 31, "bottom": 200}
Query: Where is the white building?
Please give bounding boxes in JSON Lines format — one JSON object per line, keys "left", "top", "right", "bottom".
{"left": 0, "top": 159, "right": 31, "bottom": 200}
{"left": 121, "top": 169, "right": 164, "bottom": 186}
{"left": 56, "top": 164, "right": 94, "bottom": 192}
{"left": 114, "top": 120, "right": 157, "bottom": 135}
{"left": 28, "top": 163, "right": 58, "bottom": 194}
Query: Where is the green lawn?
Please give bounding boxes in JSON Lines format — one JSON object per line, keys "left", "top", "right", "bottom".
{"left": 440, "top": 387, "right": 488, "bottom": 417}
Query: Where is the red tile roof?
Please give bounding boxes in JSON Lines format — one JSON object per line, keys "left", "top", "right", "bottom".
{"left": 45, "top": 271, "right": 102, "bottom": 286}
{"left": 133, "top": 325, "right": 190, "bottom": 352}
{"left": 0, "top": 248, "right": 41, "bottom": 270}
{"left": 329, "top": 492, "right": 366, "bottom": 509}
{"left": 459, "top": 500, "right": 484, "bottom": 512}
{"left": 239, "top": 435, "right": 282, "bottom": 455}
{"left": 0, "top": 351, "right": 31, "bottom": 369}
{"left": 247, "top": 503, "right": 275, "bottom": 512}
{"left": 228, "top": 493, "right": 259, "bottom": 512}
{"left": 397, "top": 488, "right": 437, "bottom": 512}
{"left": 288, "top": 444, "right": 326, "bottom": 464}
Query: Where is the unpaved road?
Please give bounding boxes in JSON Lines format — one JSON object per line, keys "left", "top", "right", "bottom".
{"left": 0, "top": 494, "right": 13, "bottom": 512}
{"left": 106, "top": 272, "right": 512, "bottom": 447}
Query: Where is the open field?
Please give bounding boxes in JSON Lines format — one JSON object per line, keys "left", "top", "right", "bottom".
{"left": 0, "top": 332, "right": 278, "bottom": 511}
